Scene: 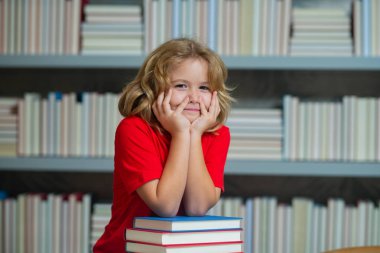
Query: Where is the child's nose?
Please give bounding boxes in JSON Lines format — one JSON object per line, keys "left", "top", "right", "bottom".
{"left": 188, "top": 89, "right": 200, "bottom": 103}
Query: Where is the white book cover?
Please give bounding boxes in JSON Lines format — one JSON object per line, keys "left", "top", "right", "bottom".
{"left": 157, "top": 0, "right": 166, "bottom": 45}
{"left": 150, "top": 0, "right": 158, "bottom": 51}
{"left": 15, "top": 0, "right": 23, "bottom": 54}
{"left": 244, "top": 198, "right": 253, "bottom": 253}
{"left": 311, "top": 102, "right": 326, "bottom": 161}
{"left": 284, "top": 205, "right": 293, "bottom": 253}
{"left": 365, "top": 201, "right": 375, "bottom": 245}
{"left": 68, "top": 93, "right": 77, "bottom": 157}
{"left": 33, "top": 194, "right": 42, "bottom": 253}
{"left": 291, "top": 96, "right": 299, "bottom": 160}
{"left": 221, "top": 0, "right": 231, "bottom": 55}
{"left": 82, "top": 93, "right": 90, "bottom": 156}
{"left": 17, "top": 100, "right": 24, "bottom": 156}
{"left": 22, "top": 0, "right": 29, "bottom": 54}
{"left": 31, "top": 96, "right": 40, "bottom": 156}
{"left": 356, "top": 98, "right": 368, "bottom": 161}
{"left": 253, "top": 197, "right": 261, "bottom": 253}
{"left": 64, "top": 0, "right": 72, "bottom": 54}
{"left": 311, "top": 205, "right": 321, "bottom": 253}
{"left": 259, "top": 0, "right": 268, "bottom": 55}
{"left": 55, "top": 95, "right": 62, "bottom": 156}
{"left": 0, "top": 0, "right": 7, "bottom": 53}
{"left": 4, "top": 199, "right": 17, "bottom": 253}
{"left": 8, "top": 0, "right": 16, "bottom": 54}
{"left": 85, "top": 4, "right": 140, "bottom": 15}
{"left": 89, "top": 93, "right": 97, "bottom": 157}
{"left": 275, "top": 0, "right": 283, "bottom": 56}
{"left": 298, "top": 103, "right": 306, "bottom": 160}
{"left": 239, "top": 0, "right": 252, "bottom": 55}
{"left": 343, "top": 206, "right": 353, "bottom": 247}
{"left": 75, "top": 101, "right": 82, "bottom": 156}
{"left": 56, "top": 0, "right": 65, "bottom": 54}
{"left": 49, "top": 0, "right": 57, "bottom": 54}
{"left": 61, "top": 200, "right": 68, "bottom": 253}
{"left": 281, "top": 0, "right": 292, "bottom": 55}
{"left": 353, "top": 0, "right": 362, "bottom": 56}
{"left": 334, "top": 103, "right": 343, "bottom": 161}
{"left": 172, "top": 0, "right": 182, "bottom": 38}
{"left": 231, "top": 0, "right": 239, "bottom": 55}
{"left": 276, "top": 204, "right": 286, "bottom": 253}
{"left": 16, "top": 194, "right": 26, "bottom": 253}
{"left": 47, "top": 92, "right": 56, "bottom": 156}
{"left": 350, "top": 206, "right": 358, "bottom": 247}
{"left": 96, "top": 95, "right": 105, "bottom": 156}
{"left": 216, "top": 0, "right": 224, "bottom": 54}
{"left": 82, "top": 194, "right": 92, "bottom": 253}
{"left": 267, "top": 197, "right": 277, "bottom": 253}
{"left": 292, "top": 8, "right": 347, "bottom": 17}
{"left": 143, "top": 0, "right": 152, "bottom": 53}
{"left": 252, "top": 0, "right": 261, "bottom": 55}
{"left": 292, "top": 198, "right": 312, "bottom": 253}
{"left": 357, "top": 201, "right": 367, "bottom": 246}
{"left": 40, "top": 199, "right": 48, "bottom": 253}
{"left": 41, "top": 99, "right": 48, "bottom": 156}
{"left": 266, "top": 0, "right": 276, "bottom": 56}
{"left": 41, "top": 0, "right": 50, "bottom": 55}
{"left": 61, "top": 94, "right": 69, "bottom": 157}
{"left": 374, "top": 205, "right": 380, "bottom": 245}
{"left": 367, "top": 98, "right": 377, "bottom": 161}
{"left": 318, "top": 206, "right": 327, "bottom": 252}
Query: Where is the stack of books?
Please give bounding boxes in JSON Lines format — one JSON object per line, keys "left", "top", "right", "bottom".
{"left": 81, "top": 2, "right": 143, "bottom": 55}
{"left": 125, "top": 215, "right": 243, "bottom": 253}
{"left": 289, "top": 7, "right": 353, "bottom": 56}
{"left": 226, "top": 108, "right": 283, "bottom": 160}
{"left": 0, "top": 97, "right": 18, "bottom": 156}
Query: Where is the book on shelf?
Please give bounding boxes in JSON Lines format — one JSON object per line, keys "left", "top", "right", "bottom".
{"left": 125, "top": 227, "right": 242, "bottom": 245}
{"left": 125, "top": 240, "right": 243, "bottom": 253}
{"left": 132, "top": 215, "right": 242, "bottom": 232}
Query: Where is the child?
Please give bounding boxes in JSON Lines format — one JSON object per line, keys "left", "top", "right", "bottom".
{"left": 93, "top": 38, "right": 233, "bottom": 253}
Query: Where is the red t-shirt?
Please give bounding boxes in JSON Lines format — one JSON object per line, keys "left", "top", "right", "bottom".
{"left": 93, "top": 116, "right": 230, "bottom": 253}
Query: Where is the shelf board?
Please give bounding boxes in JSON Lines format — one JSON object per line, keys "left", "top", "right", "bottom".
{"left": 0, "top": 157, "right": 379, "bottom": 177}
{"left": 0, "top": 55, "right": 379, "bottom": 70}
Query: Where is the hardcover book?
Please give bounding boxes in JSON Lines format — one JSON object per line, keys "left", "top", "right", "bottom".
{"left": 133, "top": 215, "right": 242, "bottom": 232}
{"left": 126, "top": 240, "right": 243, "bottom": 253}
{"left": 125, "top": 227, "right": 242, "bottom": 245}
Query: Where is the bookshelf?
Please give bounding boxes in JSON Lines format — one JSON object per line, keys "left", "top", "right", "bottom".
{"left": 1, "top": 157, "right": 380, "bottom": 178}
{"left": 2, "top": 1, "right": 380, "bottom": 252}
{"left": 0, "top": 55, "right": 379, "bottom": 70}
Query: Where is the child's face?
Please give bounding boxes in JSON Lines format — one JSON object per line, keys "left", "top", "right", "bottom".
{"left": 168, "top": 58, "right": 212, "bottom": 123}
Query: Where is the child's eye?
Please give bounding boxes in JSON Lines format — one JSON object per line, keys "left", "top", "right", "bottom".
{"left": 174, "top": 84, "right": 187, "bottom": 89}
{"left": 199, "top": 85, "right": 210, "bottom": 91}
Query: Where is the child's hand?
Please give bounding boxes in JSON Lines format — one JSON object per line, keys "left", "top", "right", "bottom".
{"left": 153, "top": 89, "right": 191, "bottom": 135}
{"left": 191, "top": 91, "right": 220, "bottom": 135}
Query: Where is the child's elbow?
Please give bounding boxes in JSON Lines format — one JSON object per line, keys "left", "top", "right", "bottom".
{"left": 184, "top": 205, "right": 209, "bottom": 217}
{"left": 154, "top": 205, "right": 179, "bottom": 218}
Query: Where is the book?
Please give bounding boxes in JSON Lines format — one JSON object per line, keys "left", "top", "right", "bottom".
{"left": 133, "top": 215, "right": 242, "bottom": 232}
{"left": 125, "top": 228, "right": 242, "bottom": 245}
{"left": 126, "top": 240, "right": 243, "bottom": 253}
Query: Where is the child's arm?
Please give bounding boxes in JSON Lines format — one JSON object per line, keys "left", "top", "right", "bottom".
{"left": 183, "top": 92, "right": 222, "bottom": 216}
{"left": 136, "top": 91, "right": 190, "bottom": 217}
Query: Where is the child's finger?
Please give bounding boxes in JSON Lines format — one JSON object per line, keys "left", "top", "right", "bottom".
{"left": 199, "top": 97, "right": 207, "bottom": 115}
{"left": 176, "top": 96, "right": 189, "bottom": 113}
{"left": 155, "top": 92, "right": 165, "bottom": 114}
{"left": 163, "top": 89, "right": 172, "bottom": 114}
{"left": 208, "top": 91, "right": 217, "bottom": 114}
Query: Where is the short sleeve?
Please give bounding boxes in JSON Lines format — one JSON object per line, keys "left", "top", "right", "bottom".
{"left": 114, "top": 117, "right": 163, "bottom": 194}
{"left": 203, "top": 126, "right": 230, "bottom": 192}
